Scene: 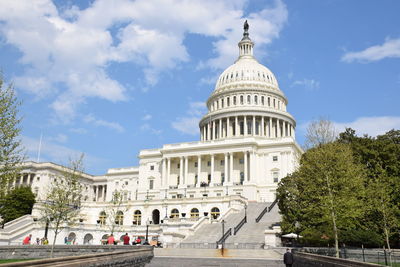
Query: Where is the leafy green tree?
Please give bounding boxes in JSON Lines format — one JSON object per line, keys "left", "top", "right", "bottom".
{"left": 278, "top": 143, "right": 365, "bottom": 257}
{"left": 40, "top": 155, "right": 84, "bottom": 257}
{"left": 0, "top": 75, "right": 24, "bottom": 197}
{"left": 0, "top": 186, "right": 35, "bottom": 225}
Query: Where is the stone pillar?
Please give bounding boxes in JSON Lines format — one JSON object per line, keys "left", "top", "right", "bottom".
{"left": 184, "top": 156, "right": 188, "bottom": 186}
{"left": 94, "top": 186, "right": 97, "bottom": 202}
{"left": 283, "top": 121, "right": 287, "bottom": 137}
{"left": 167, "top": 158, "right": 171, "bottom": 187}
{"left": 197, "top": 155, "right": 201, "bottom": 187}
{"left": 162, "top": 158, "right": 166, "bottom": 187}
{"left": 179, "top": 157, "right": 183, "bottom": 186}
{"left": 244, "top": 116, "right": 248, "bottom": 136}
{"left": 210, "top": 154, "right": 214, "bottom": 186}
{"left": 219, "top": 118, "right": 222, "bottom": 139}
{"left": 207, "top": 122, "right": 211, "bottom": 140}
{"left": 244, "top": 151, "right": 248, "bottom": 182}
{"left": 229, "top": 153, "right": 233, "bottom": 184}
{"left": 277, "top": 119, "right": 281, "bottom": 138}
{"left": 224, "top": 153, "right": 228, "bottom": 184}
{"left": 212, "top": 120, "right": 215, "bottom": 140}
{"left": 252, "top": 115, "right": 256, "bottom": 136}
{"left": 227, "top": 117, "right": 230, "bottom": 137}
{"left": 235, "top": 116, "right": 239, "bottom": 136}
{"left": 261, "top": 116, "right": 264, "bottom": 136}
{"left": 269, "top": 117, "right": 272, "bottom": 138}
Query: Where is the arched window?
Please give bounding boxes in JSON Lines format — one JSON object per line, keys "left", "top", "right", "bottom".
{"left": 247, "top": 95, "right": 251, "bottom": 104}
{"left": 233, "top": 96, "right": 237, "bottom": 105}
{"left": 133, "top": 210, "right": 141, "bottom": 225}
{"left": 116, "top": 211, "right": 124, "bottom": 225}
{"left": 190, "top": 208, "right": 199, "bottom": 219}
{"left": 99, "top": 211, "right": 106, "bottom": 225}
{"left": 261, "top": 96, "right": 265, "bottom": 105}
{"left": 240, "top": 95, "right": 244, "bottom": 105}
{"left": 171, "top": 208, "right": 179, "bottom": 218}
{"left": 227, "top": 97, "right": 230, "bottom": 107}
{"left": 149, "top": 179, "right": 154, "bottom": 190}
{"left": 254, "top": 95, "right": 258, "bottom": 104}
{"left": 221, "top": 99, "right": 224, "bottom": 108}
{"left": 211, "top": 207, "right": 220, "bottom": 219}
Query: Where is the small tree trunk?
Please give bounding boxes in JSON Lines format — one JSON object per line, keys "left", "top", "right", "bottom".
{"left": 50, "top": 222, "right": 60, "bottom": 258}
{"left": 332, "top": 210, "right": 339, "bottom": 258}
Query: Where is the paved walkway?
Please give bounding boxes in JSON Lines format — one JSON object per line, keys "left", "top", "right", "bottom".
{"left": 146, "top": 257, "right": 285, "bottom": 267}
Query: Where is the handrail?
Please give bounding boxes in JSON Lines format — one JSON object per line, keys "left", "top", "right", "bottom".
{"left": 234, "top": 216, "right": 246, "bottom": 235}
{"left": 216, "top": 228, "right": 232, "bottom": 245}
{"left": 255, "top": 198, "right": 278, "bottom": 223}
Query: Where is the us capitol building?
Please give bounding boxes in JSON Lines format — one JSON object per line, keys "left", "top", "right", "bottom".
{"left": 0, "top": 22, "right": 302, "bottom": 246}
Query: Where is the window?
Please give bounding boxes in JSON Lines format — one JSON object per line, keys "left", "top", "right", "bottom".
{"left": 211, "top": 207, "right": 220, "bottom": 219}
{"left": 220, "top": 160, "right": 225, "bottom": 166}
{"left": 177, "top": 176, "right": 180, "bottom": 185}
{"left": 268, "top": 97, "right": 270, "bottom": 106}
{"left": 116, "top": 211, "right": 124, "bottom": 225}
{"left": 247, "top": 95, "right": 251, "bottom": 104}
{"left": 254, "top": 95, "right": 258, "bottom": 104}
{"left": 177, "top": 163, "right": 180, "bottom": 168}
{"left": 273, "top": 99, "right": 276, "bottom": 107}
{"left": 190, "top": 194, "right": 194, "bottom": 198}
{"left": 221, "top": 173, "right": 225, "bottom": 184}
{"left": 207, "top": 174, "right": 211, "bottom": 184}
{"left": 195, "top": 162, "right": 198, "bottom": 167}
{"left": 217, "top": 193, "right": 221, "bottom": 197}
{"left": 240, "top": 121, "right": 244, "bottom": 135}
{"left": 207, "top": 161, "right": 211, "bottom": 167}
{"left": 37, "top": 177, "right": 40, "bottom": 181}
{"left": 115, "top": 181, "right": 119, "bottom": 186}
{"left": 273, "top": 156, "right": 278, "bottom": 162}
{"left": 239, "top": 158, "right": 244, "bottom": 164}
{"left": 133, "top": 210, "right": 141, "bottom": 225}
{"left": 227, "top": 97, "right": 230, "bottom": 106}
{"left": 261, "top": 96, "right": 265, "bottom": 105}
{"left": 150, "top": 165, "right": 154, "bottom": 170}
{"left": 171, "top": 209, "right": 179, "bottom": 219}
{"left": 221, "top": 99, "right": 224, "bottom": 108}
{"left": 233, "top": 96, "right": 236, "bottom": 105}
{"left": 190, "top": 208, "right": 199, "bottom": 219}
{"left": 240, "top": 172, "right": 244, "bottom": 184}
{"left": 240, "top": 95, "right": 244, "bottom": 104}
{"left": 149, "top": 180, "right": 154, "bottom": 190}
{"left": 195, "top": 175, "right": 198, "bottom": 185}
{"left": 99, "top": 211, "right": 106, "bottom": 225}
{"left": 273, "top": 172, "right": 279, "bottom": 183}
{"left": 125, "top": 181, "right": 128, "bottom": 185}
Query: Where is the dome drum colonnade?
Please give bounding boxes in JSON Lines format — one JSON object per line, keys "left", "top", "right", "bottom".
{"left": 199, "top": 20, "right": 296, "bottom": 142}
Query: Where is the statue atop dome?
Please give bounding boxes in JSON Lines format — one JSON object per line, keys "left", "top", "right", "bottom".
{"left": 242, "top": 20, "right": 250, "bottom": 40}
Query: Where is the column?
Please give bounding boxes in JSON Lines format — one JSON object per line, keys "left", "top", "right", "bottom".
{"left": 277, "top": 119, "right": 281, "bottom": 138}
{"left": 219, "top": 118, "right": 222, "bottom": 139}
{"left": 261, "top": 116, "right": 264, "bottom": 136}
{"left": 184, "top": 156, "right": 188, "bottom": 186}
{"left": 94, "top": 186, "right": 97, "bottom": 202}
{"left": 244, "top": 116, "right": 248, "bottom": 136}
{"left": 179, "top": 157, "right": 183, "bottom": 186}
{"left": 207, "top": 122, "right": 211, "bottom": 140}
{"left": 162, "top": 158, "right": 166, "bottom": 187}
{"left": 224, "top": 153, "right": 228, "bottom": 184}
{"left": 167, "top": 158, "right": 171, "bottom": 187}
{"left": 103, "top": 185, "right": 106, "bottom": 201}
{"left": 210, "top": 154, "right": 214, "bottom": 185}
{"left": 244, "top": 152, "right": 248, "bottom": 182}
{"left": 197, "top": 155, "right": 201, "bottom": 187}
{"left": 269, "top": 117, "right": 272, "bottom": 138}
{"left": 229, "top": 153, "right": 233, "bottom": 184}
{"left": 235, "top": 116, "right": 238, "bottom": 137}
{"left": 97, "top": 186, "right": 101, "bottom": 201}
{"left": 283, "top": 121, "right": 287, "bottom": 137}
{"left": 212, "top": 121, "right": 215, "bottom": 140}
{"left": 226, "top": 117, "right": 230, "bottom": 137}
{"left": 252, "top": 116, "right": 256, "bottom": 136}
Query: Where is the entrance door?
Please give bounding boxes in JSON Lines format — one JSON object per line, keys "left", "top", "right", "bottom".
{"left": 152, "top": 209, "right": 160, "bottom": 224}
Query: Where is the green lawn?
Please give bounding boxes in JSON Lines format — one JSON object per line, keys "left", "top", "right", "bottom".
{"left": 0, "top": 259, "right": 36, "bottom": 264}
{"left": 375, "top": 263, "right": 400, "bottom": 267}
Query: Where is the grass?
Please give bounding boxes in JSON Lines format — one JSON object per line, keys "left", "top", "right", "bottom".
{"left": 0, "top": 259, "right": 36, "bottom": 264}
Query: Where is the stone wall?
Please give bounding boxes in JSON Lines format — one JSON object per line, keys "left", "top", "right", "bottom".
{"left": 0, "top": 245, "right": 153, "bottom": 267}
{"left": 293, "top": 252, "right": 381, "bottom": 267}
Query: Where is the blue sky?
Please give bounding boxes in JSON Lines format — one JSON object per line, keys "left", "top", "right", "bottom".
{"left": 1, "top": 0, "right": 399, "bottom": 174}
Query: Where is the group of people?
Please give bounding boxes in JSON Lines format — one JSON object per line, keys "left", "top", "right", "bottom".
{"left": 106, "top": 233, "right": 143, "bottom": 245}
{"left": 22, "top": 234, "right": 48, "bottom": 245}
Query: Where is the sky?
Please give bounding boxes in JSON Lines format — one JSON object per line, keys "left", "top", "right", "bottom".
{"left": 0, "top": 0, "right": 399, "bottom": 174}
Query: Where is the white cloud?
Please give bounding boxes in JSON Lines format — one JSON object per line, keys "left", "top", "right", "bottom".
{"left": 69, "top": 128, "right": 88, "bottom": 134}
{"left": 140, "top": 123, "right": 162, "bottom": 135}
{"left": 48, "top": 133, "right": 68, "bottom": 143}
{"left": 0, "top": 0, "right": 288, "bottom": 121}
{"left": 142, "top": 114, "right": 152, "bottom": 121}
{"left": 299, "top": 116, "right": 400, "bottom": 137}
{"left": 172, "top": 101, "right": 207, "bottom": 135}
{"left": 291, "top": 79, "right": 320, "bottom": 91}
{"left": 83, "top": 114, "right": 125, "bottom": 133}
{"left": 333, "top": 116, "right": 400, "bottom": 137}
{"left": 341, "top": 38, "right": 400, "bottom": 63}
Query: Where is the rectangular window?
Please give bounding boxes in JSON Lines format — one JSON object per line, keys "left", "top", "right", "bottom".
{"left": 261, "top": 96, "right": 265, "bottom": 105}
{"left": 150, "top": 165, "right": 154, "bottom": 170}
{"left": 125, "top": 181, "right": 128, "bottom": 185}
{"left": 217, "top": 193, "right": 221, "bottom": 197}
{"left": 220, "top": 160, "right": 225, "bottom": 166}
{"left": 149, "top": 180, "right": 154, "bottom": 190}
{"left": 273, "top": 156, "right": 278, "bottom": 161}
{"left": 273, "top": 172, "right": 279, "bottom": 183}
{"left": 190, "top": 194, "right": 194, "bottom": 198}
{"left": 177, "top": 163, "right": 180, "bottom": 168}
{"left": 239, "top": 159, "right": 244, "bottom": 164}
{"left": 207, "top": 161, "right": 211, "bottom": 167}
{"left": 195, "top": 162, "right": 198, "bottom": 167}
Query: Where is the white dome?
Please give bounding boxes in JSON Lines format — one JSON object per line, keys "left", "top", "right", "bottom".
{"left": 213, "top": 57, "right": 280, "bottom": 95}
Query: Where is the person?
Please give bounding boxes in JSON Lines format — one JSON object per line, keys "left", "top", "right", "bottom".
{"left": 36, "top": 237, "right": 40, "bottom": 245}
{"left": 283, "top": 248, "right": 294, "bottom": 267}
{"left": 123, "top": 233, "right": 130, "bottom": 245}
{"left": 22, "top": 234, "right": 32, "bottom": 245}
{"left": 43, "top": 237, "right": 49, "bottom": 245}
{"left": 64, "top": 236, "right": 68, "bottom": 244}
{"left": 107, "top": 234, "right": 115, "bottom": 245}
{"left": 135, "top": 236, "right": 141, "bottom": 245}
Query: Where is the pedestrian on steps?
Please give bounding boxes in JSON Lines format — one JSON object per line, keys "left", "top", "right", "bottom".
{"left": 283, "top": 248, "right": 294, "bottom": 267}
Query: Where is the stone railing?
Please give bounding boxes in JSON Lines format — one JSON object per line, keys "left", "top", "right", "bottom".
{"left": 0, "top": 245, "right": 153, "bottom": 267}
{"left": 293, "top": 252, "right": 381, "bottom": 267}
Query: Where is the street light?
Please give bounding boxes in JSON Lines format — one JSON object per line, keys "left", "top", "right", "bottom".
{"left": 244, "top": 204, "right": 247, "bottom": 223}
{"left": 144, "top": 218, "right": 150, "bottom": 245}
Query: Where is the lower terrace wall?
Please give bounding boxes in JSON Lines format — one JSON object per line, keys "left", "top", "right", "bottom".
{"left": 293, "top": 252, "right": 381, "bottom": 267}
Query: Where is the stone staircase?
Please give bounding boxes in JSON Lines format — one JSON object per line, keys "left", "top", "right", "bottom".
{"left": 179, "top": 209, "right": 245, "bottom": 248}
{"left": 225, "top": 202, "right": 280, "bottom": 248}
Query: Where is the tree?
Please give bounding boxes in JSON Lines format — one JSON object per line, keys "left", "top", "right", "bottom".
{"left": 0, "top": 186, "right": 35, "bottom": 225}
{"left": 277, "top": 143, "right": 365, "bottom": 257}
{"left": 40, "top": 155, "right": 84, "bottom": 257}
{"left": 105, "top": 190, "right": 129, "bottom": 236}
{"left": 0, "top": 75, "right": 24, "bottom": 197}
{"left": 304, "top": 117, "right": 336, "bottom": 150}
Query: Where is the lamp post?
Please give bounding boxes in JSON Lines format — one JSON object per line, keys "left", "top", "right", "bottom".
{"left": 144, "top": 218, "right": 150, "bottom": 245}
{"left": 221, "top": 219, "right": 225, "bottom": 250}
